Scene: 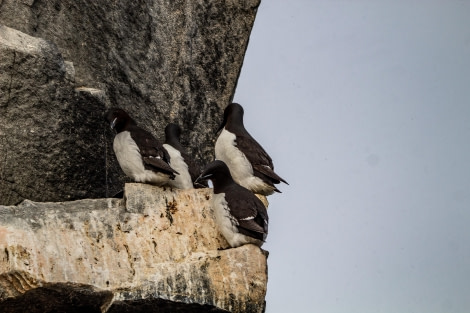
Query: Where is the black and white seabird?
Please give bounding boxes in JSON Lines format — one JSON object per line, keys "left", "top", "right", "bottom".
{"left": 195, "top": 160, "right": 268, "bottom": 248}
{"left": 215, "top": 103, "right": 288, "bottom": 195}
{"left": 105, "top": 108, "right": 178, "bottom": 185}
{"left": 163, "top": 123, "right": 207, "bottom": 189}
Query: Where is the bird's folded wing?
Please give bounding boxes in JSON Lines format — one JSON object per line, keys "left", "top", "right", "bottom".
{"left": 253, "top": 164, "right": 288, "bottom": 185}
{"left": 235, "top": 134, "right": 274, "bottom": 167}
{"left": 128, "top": 126, "right": 178, "bottom": 175}
{"left": 226, "top": 191, "right": 268, "bottom": 235}
{"left": 143, "top": 157, "right": 179, "bottom": 175}
{"left": 130, "top": 129, "right": 165, "bottom": 158}
{"left": 238, "top": 218, "right": 266, "bottom": 234}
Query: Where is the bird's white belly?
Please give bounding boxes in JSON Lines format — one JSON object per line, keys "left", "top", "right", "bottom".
{"left": 113, "top": 131, "right": 169, "bottom": 184}
{"left": 212, "top": 193, "right": 262, "bottom": 248}
{"left": 215, "top": 129, "right": 271, "bottom": 194}
{"left": 163, "top": 144, "right": 193, "bottom": 189}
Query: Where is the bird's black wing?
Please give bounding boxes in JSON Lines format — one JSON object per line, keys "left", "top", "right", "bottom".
{"left": 235, "top": 133, "right": 288, "bottom": 185}
{"left": 252, "top": 164, "right": 288, "bottom": 185}
{"left": 224, "top": 185, "right": 268, "bottom": 240}
{"left": 129, "top": 125, "right": 179, "bottom": 176}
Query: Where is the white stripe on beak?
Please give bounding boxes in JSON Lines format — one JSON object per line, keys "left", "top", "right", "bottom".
{"left": 110, "top": 117, "right": 117, "bottom": 129}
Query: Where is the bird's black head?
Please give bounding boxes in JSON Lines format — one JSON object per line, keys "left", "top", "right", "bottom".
{"left": 105, "top": 108, "right": 135, "bottom": 133}
{"left": 164, "top": 123, "right": 185, "bottom": 150}
{"left": 165, "top": 123, "right": 181, "bottom": 141}
{"left": 195, "top": 160, "right": 234, "bottom": 192}
{"left": 217, "top": 103, "right": 245, "bottom": 133}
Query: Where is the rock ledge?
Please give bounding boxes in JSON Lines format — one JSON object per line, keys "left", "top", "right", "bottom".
{"left": 0, "top": 183, "right": 267, "bottom": 313}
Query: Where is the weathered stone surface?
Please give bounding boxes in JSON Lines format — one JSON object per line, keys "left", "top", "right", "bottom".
{"left": 0, "top": 0, "right": 260, "bottom": 205}
{"left": 0, "top": 183, "right": 268, "bottom": 312}
{"left": 0, "top": 25, "right": 123, "bottom": 204}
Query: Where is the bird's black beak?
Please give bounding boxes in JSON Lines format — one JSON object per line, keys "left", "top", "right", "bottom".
{"left": 110, "top": 117, "right": 117, "bottom": 130}
{"left": 195, "top": 173, "right": 212, "bottom": 185}
{"left": 193, "top": 181, "right": 207, "bottom": 188}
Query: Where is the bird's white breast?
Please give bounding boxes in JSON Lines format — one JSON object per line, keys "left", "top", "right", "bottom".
{"left": 215, "top": 129, "right": 253, "bottom": 182}
{"left": 113, "top": 131, "right": 170, "bottom": 185}
{"left": 163, "top": 143, "right": 193, "bottom": 189}
{"left": 215, "top": 129, "right": 273, "bottom": 194}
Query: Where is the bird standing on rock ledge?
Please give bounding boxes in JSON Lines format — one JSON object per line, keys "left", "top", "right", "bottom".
{"left": 105, "top": 108, "right": 178, "bottom": 186}
{"left": 163, "top": 123, "right": 207, "bottom": 189}
{"left": 195, "top": 160, "right": 268, "bottom": 248}
{"left": 215, "top": 103, "right": 288, "bottom": 195}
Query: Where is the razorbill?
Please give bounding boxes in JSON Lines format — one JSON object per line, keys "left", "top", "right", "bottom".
{"left": 215, "top": 103, "right": 288, "bottom": 195}
{"left": 105, "top": 108, "right": 178, "bottom": 185}
{"left": 195, "top": 160, "right": 268, "bottom": 248}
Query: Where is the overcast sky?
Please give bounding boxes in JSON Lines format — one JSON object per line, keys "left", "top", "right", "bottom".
{"left": 233, "top": 1, "right": 470, "bottom": 312}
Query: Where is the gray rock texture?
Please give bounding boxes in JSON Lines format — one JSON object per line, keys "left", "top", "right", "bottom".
{"left": 0, "top": 25, "right": 117, "bottom": 205}
{"left": 0, "top": 0, "right": 260, "bottom": 205}
{"left": 0, "top": 183, "right": 268, "bottom": 312}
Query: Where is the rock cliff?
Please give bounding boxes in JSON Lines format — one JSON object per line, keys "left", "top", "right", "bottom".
{"left": 0, "top": 0, "right": 260, "bottom": 205}
{"left": 0, "top": 1, "right": 268, "bottom": 311}
{"left": 0, "top": 183, "right": 268, "bottom": 312}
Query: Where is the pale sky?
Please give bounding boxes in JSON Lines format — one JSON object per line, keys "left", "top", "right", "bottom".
{"left": 234, "top": 1, "right": 470, "bottom": 312}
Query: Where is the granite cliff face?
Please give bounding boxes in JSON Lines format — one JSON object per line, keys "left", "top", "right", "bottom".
{"left": 0, "top": 1, "right": 268, "bottom": 311}
{"left": 0, "top": 184, "right": 268, "bottom": 312}
{"left": 0, "top": 0, "right": 260, "bottom": 205}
